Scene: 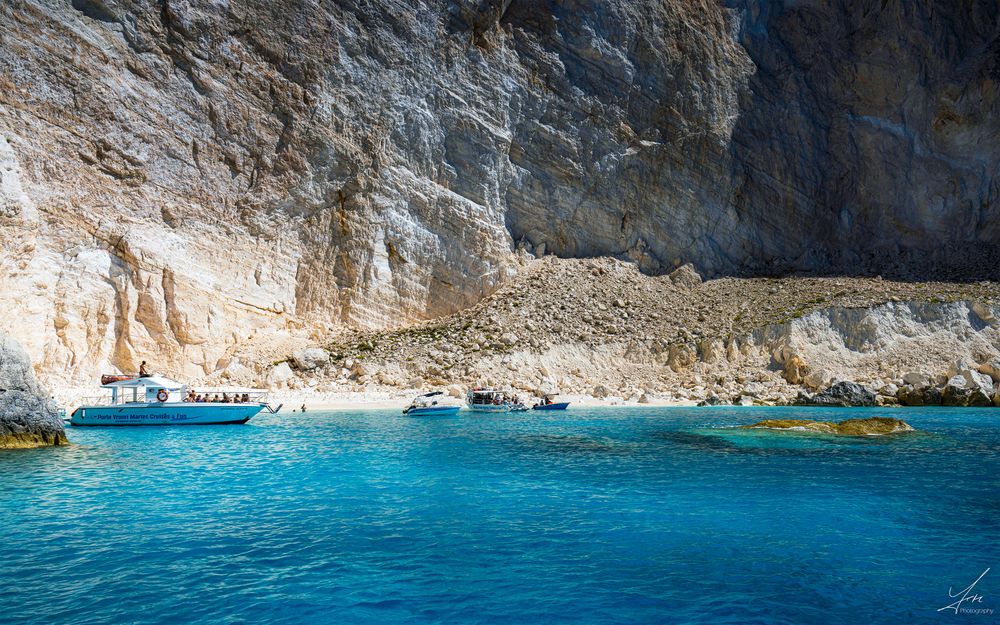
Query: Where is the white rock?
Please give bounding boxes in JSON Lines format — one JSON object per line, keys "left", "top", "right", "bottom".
{"left": 902, "top": 372, "right": 931, "bottom": 388}
{"left": 292, "top": 347, "right": 330, "bottom": 371}
{"left": 265, "top": 362, "right": 294, "bottom": 389}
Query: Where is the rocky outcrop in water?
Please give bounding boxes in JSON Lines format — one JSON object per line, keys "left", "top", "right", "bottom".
{"left": 1, "top": 1, "right": 999, "bottom": 386}
{"left": 743, "top": 417, "right": 914, "bottom": 436}
{"left": 0, "top": 334, "right": 67, "bottom": 448}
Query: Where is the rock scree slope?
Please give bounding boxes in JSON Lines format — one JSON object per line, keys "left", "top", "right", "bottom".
{"left": 1, "top": 0, "right": 999, "bottom": 386}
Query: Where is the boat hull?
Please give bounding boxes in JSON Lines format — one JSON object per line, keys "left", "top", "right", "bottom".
{"left": 466, "top": 404, "right": 512, "bottom": 412}
{"left": 69, "top": 403, "right": 266, "bottom": 426}
{"left": 532, "top": 402, "right": 570, "bottom": 411}
{"left": 403, "top": 405, "right": 462, "bottom": 416}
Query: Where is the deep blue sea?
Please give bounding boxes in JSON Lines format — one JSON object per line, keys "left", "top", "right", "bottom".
{"left": 2, "top": 407, "right": 998, "bottom": 624}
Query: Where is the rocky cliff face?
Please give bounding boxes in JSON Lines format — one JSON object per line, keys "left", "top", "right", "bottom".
{"left": 1, "top": 0, "right": 998, "bottom": 385}
{"left": 0, "top": 333, "right": 67, "bottom": 448}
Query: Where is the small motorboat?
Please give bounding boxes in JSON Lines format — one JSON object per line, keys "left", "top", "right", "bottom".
{"left": 532, "top": 402, "right": 570, "bottom": 411}
{"left": 402, "top": 391, "right": 461, "bottom": 416}
{"left": 532, "top": 395, "right": 570, "bottom": 410}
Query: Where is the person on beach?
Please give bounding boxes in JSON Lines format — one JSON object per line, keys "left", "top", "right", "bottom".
{"left": 301, "top": 404, "right": 306, "bottom": 412}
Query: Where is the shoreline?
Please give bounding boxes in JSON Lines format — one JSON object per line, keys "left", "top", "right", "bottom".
{"left": 241, "top": 390, "right": 701, "bottom": 412}
{"left": 51, "top": 386, "right": 700, "bottom": 413}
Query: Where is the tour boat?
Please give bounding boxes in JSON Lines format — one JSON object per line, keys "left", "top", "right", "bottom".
{"left": 402, "top": 391, "right": 462, "bottom": 416}
{"left": 68, "top": 376, "right": 281, "bottom": 426}
{"left": 465, "top": 388, "right": 527, "bottom": 412}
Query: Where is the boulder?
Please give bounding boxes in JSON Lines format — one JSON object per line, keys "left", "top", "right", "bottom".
{"left": 946, "top": 359, "right": 978, "bottom": 380}
{"left": 897, "top": 384, "right": 942, "bottom": 406}
{"left": 972, "top": 301, "right": 998, "bottom": 325}
{"left": 221, "top": 360, "right": 253, "bottom": 382}
{"left": 962, "top": 369, "right": 995, "bottom": 397}
{"left": 667, "top": 263, "right": 702, "bottom": 288}
{"left": 735, "top": 395, "right": 755, "bottom": 406}
{"left": 698, "top": 393, "right": 730, "bottom": 406}
{"left": 0, "top": 334, "right": 67, "bottom": 449}
{"left": 265, "top": 361, "right": 294, "bottom": 388}
{"left": 291, "top": 347, "right": 330, "bottom": 371}
{"left": 667, "top": 344, "right": 696, "bottom": 373}
{"left": 781, "top": 354, "right": 807, "bottom": 385}
{"left": 697, "top": 339, "right": 724, "bottom": 364}
{"left": 942, "top": 375, "right": 992, "bottom": 407}
{"left": 802, "top": 369, "right": 832, "bottom": 391}
{"left": 978, "top": 359, "right": 1000, "bottom": 383}
{"left": 902, "top": 371, "right": 931, "bottom": 388}
{"left": 878, "top": 383, "right": 899, "bottom": 397}
{"left": 802, "top": 381, "right": 876, "bottom": 407}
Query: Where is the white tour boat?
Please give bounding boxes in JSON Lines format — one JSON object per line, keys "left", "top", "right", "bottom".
{"left": 68, "top": 376, "right": 281, "bottom": 426}
{"left": 465, "top": 388, "right": 527, "bottom": 412}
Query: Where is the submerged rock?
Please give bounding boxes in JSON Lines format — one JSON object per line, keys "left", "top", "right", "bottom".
{"left": 743, "top": 417, "right": 914, "bottom": 436}
{"left": 0, "top": 334, "right": 67, "bottom": 449}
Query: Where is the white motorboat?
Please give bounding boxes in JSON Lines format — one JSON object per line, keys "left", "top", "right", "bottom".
{"left": 402, "top": 391, "right": 462, "bottom": 416}
{"left": 465, "top": 388, "right": 527, "bottom": 412}
{"left": 68, "top": 376, "right": 281, "bottom": 426}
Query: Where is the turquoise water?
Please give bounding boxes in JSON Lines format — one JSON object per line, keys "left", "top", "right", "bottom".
{"left": 1, "top": 407, "right": 998, "bottom": 624}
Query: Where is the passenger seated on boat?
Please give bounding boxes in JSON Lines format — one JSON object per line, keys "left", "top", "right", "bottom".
{"left": 241, "top": 393, "right": 249, "bottom": 403}
{"left": 212, "top": 394, "right": 220, "bottom": 403}
{"left": 222, "top": 392, "right": 230, "bottom": 403}
{"left": 138, "top": 360, "right": 150, "bottom": 378}
{"left": 195, "top": 394, "right": 204, "bottom": 403}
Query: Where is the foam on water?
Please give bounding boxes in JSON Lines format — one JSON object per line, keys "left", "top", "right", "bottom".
{"left": 1, "top": 407, "right": 998, "bottom": 624}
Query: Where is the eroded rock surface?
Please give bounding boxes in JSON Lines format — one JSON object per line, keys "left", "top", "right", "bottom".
{"left": 1, "top": 1, "right": 999, "bottom": 387}
{"left": 0, "top": 333, "right": 67, "bottom": 448}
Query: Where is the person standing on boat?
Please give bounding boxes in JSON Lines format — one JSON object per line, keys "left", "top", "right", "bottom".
{"left": 138, "top": 361, "right": 150, "bottom": 377}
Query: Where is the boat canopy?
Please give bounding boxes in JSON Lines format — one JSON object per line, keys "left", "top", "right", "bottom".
{"left": 189, "top": 386, "right": 266, "bottom": 394}
{"left": 469, "top": 389, "right": 507, "bottom": 396}
{"left": 100, "top": 376, "right": 184, "bottom": 390}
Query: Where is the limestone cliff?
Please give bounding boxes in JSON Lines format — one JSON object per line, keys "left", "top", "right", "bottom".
{"left": 1, "top": 0, "right": 998, "bottom": 385}
{"left": 0, "top": 333, "right": 67, "bottom": 448}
